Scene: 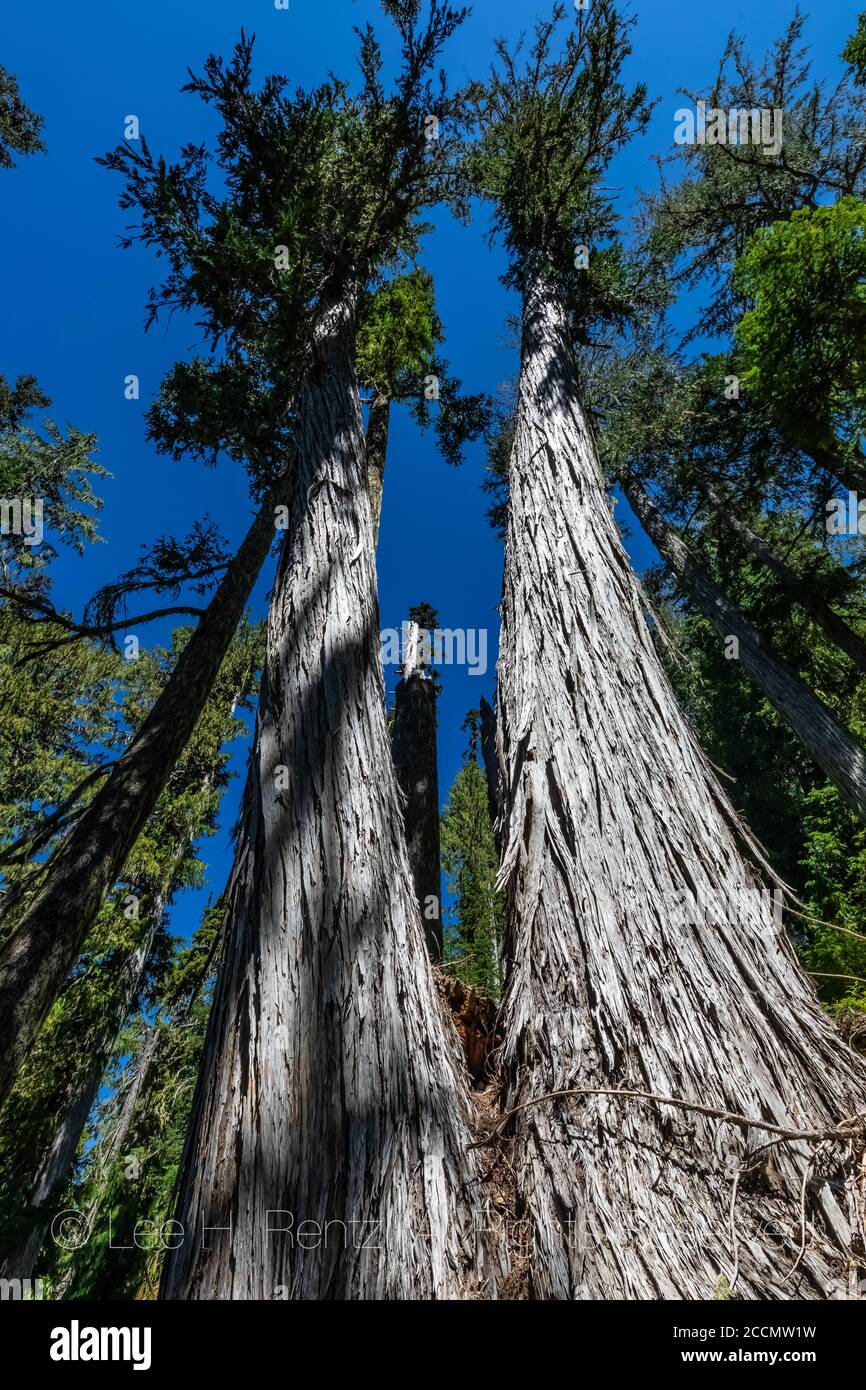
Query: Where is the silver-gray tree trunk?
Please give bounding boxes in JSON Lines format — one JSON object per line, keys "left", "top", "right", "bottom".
{"left": 494, "top": 272, "right": 866, "bottom": 1300}
{"left": 162, "top": 291, "right": 488, "bottom": 1301}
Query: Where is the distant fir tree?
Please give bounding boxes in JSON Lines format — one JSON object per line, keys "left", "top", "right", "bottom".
{"left": 440, "top": 711, "right": 504, "bottom": 1000}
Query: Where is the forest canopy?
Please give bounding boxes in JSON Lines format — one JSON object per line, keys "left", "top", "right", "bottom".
{"left": 0, "top": 0, "right": 865, "bottom": 1318}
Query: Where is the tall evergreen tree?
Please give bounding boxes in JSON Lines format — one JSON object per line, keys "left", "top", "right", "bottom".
{"left": 160, "top": 4, "right": 494, "bottom": 1301}
{"left": 467, "top": 1, "right": 866, "bottom": 1299}
{"left": 440, "top": 711, "right": 504, "bottom": 1000}
{"left": 0, "top": 620, "right": 262, "bottom": 1281}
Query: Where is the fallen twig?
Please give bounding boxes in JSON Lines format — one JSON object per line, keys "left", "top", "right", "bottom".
{"left": 470, "top": 1085, "right": 866, "bottom": 1149}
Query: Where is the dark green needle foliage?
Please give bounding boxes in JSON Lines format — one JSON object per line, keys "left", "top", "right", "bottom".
{"left": 440, "top": 711, "right": 504, "bottom": 1000}
{"left": 98, "top": 3, "right": 471, "bottom": 493}
{"left": 464, "top": 1, "right": 655, "bottom": 324}
{"left": 844, "top": 11, "right": 866, "bottom": 87}
{"left": 644, "top": 12, "right": 866, "bottom": 341}
{"left": 0, "top": 65, "right": 44, "bottom": 169}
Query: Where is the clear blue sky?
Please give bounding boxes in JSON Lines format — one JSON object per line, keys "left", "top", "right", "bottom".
{"left": 1, "top": 0, "right": 857, "bottom": 944}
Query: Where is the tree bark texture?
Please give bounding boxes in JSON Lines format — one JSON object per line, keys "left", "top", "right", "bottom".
{"left": 0, "top": 487, "right": 285, "bottom": 1111}
{"left": 162, "top": 291, "right": 488, "bottom": 1301}
{"left": 626, "top": 475, "right": 866, "bottom": 824}
{"left": 391, "top": 629, "right": 443, "bottom": 962}
{"left": 494, "top": 271, "right": 866, "bottom": 1300}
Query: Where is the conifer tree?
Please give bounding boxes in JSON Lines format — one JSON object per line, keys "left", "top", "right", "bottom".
{"left": 159, "top": 4, "right": 494, "bottom": 1300}
{"left": 0, "top": 621, "right": 262, "bottom": 1281}
{"left": 356, "top": 271, "right": 491, "bottom": 539}
{"left": 0, "top": 65, "right": 44, "bottom": 169}
{"left": 467, "top": 1, "right": 866, "bottom": 1299}
{"left": 440, "top": 711, "right": 504, "bottom": 999}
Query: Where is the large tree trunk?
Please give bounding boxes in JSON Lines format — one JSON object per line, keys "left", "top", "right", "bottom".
{"left": 494, "top": 271, "right": 866, "bottom": 1301}
{"left": 625, "top": 474, "right": 866, "bottom": 823}
{"left": 391, "top": 621, "right": 443, "bottom": 961}
{"left": 702, "top": 485, "right": 866, "bottom": 677}
{"left": 161, "top": 290, "right": 487, "bottom": 1301}
{"left": 365, "top": 392, "right": 390, "bottom": 546}
{"left": 0, "top": 486, "right": 285, "bottom": 1110}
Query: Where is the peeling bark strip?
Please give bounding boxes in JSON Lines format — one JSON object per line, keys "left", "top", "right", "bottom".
{"left": 495, "top": 272, "right": 866, "bottom": 1300}
{"left": 625, "top": 475, "right": 866, "bottom": 824}
{"left": 0, "top": 487, "right": 285, "bottom": 1110}
{"left": 702, "top": 485, "right": 866, "bottom": 678}
{"left": 163, "top": 292, "right": 487, "bottom": 1301}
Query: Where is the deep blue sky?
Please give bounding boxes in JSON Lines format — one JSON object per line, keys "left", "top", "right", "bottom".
{"left": 1, "top": 0, "right": 857, "bottom": 943}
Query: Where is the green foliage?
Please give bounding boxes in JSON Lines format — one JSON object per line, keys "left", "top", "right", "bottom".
{"left": 440, "top": 713, "right": 504, "bottom": 999}
{"left": 56, "top": 902, "right": 223, "bottom": 1300}
{"left": 100, "top": 6, "right": 469, "bottom": 493}
{"left": 0, "top": 65, "right": 44, "bottom": 169}
{"left": 798, "top": 786, "right": 866, "bottom": 1014}
{"left": 0, "top": 375, "right": 48, "bottom": 432}
{"left": 356, "top": 270, "right": 439, "bottom": 400}
{"left": 733, "top": 198, "right": 866, "bottom": 461}
{"left": 644, "top": 13, "right": 866, "bottom": 340}
{"left": 0, "top": 606, "right": 120, "bottom": 918}
{"left": 0, "top": 615, "right": 263, "bottom": 1275}
{"left": 0, "top": 393, "right": 107, "bottom": 569}
{"left": 357, "top": 268, "right": 493, "bottom": 467}
{"left": 843, "top": 12, "right": 866, "bottom": 87}
{"left": 465, "top": 0, "right": 652, "bottom": 315}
